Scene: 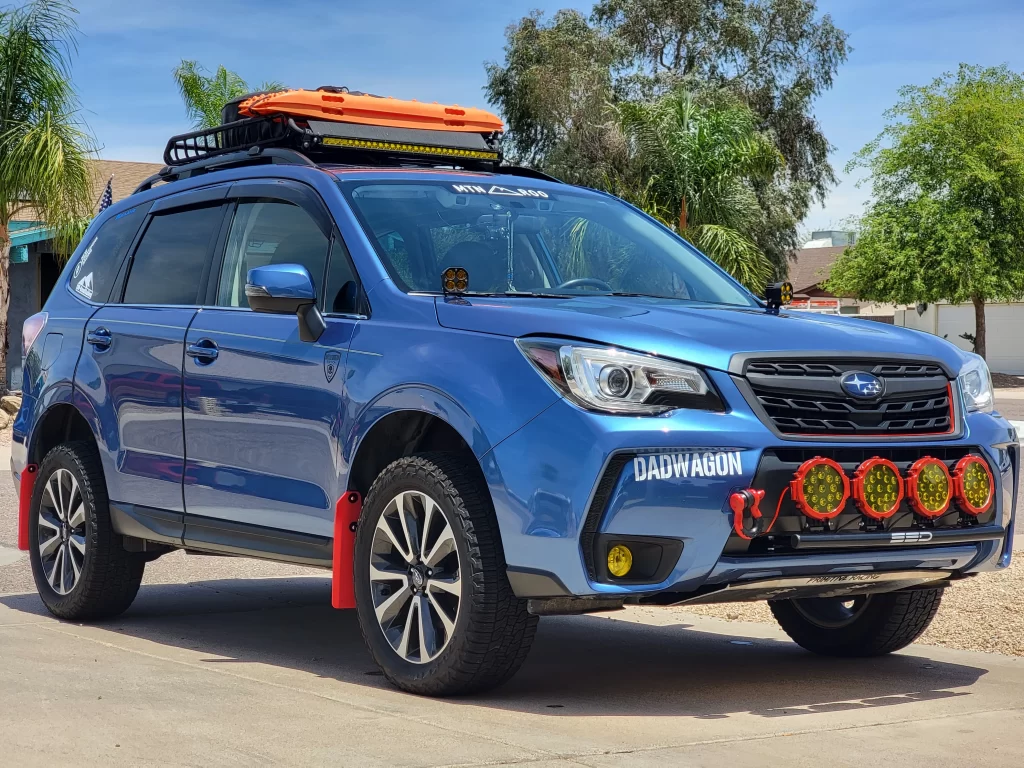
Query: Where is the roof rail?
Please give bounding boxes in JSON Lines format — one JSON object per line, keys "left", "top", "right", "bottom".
{"left": 133, "top": 146, "right": 316, "bottom": 194}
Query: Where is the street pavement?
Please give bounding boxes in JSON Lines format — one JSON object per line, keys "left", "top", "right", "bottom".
{"left": 0, "top": 392, "right": 1023, "bottom": 766}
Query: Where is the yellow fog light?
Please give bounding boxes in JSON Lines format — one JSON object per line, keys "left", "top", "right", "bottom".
{"left": 607, "top": 544, "right": 633, "bottom": 578}
{"left": 790, "top": 456, "right": 850, "bottom": 521}
{"left": 907, "top": 457, "right": 952, "bottom": 518}
{"left": 953, "top": 455, "right": 993, "bottom": 515}
{"left": 852, "top": 457, "right": 904, "bottom": 520}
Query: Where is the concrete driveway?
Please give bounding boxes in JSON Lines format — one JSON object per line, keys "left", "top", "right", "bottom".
{"left": 1, "top": 575, "right": 1023, "bottom": 768}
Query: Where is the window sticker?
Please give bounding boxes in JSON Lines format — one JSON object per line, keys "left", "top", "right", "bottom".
{"left": 75, "top": 271, "right": 94, "bottom": 300}
{"left": 450, "top": 183, "right": 549, "bottom": 199}
{"left": 72, "top": 236, "right": 98, "bottom": 279}
{"left": 633, "top": 451, "right": 743, "bottom": 482}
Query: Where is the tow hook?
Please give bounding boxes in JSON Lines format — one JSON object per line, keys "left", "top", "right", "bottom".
{"left": 729, "top": 488, "right": 770, "bottom": 540}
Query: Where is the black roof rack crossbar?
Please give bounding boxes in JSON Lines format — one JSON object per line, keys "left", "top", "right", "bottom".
{"left": 163, "top": 114, "right": 300, "bottom": 166}
{"left": 134, "top": 146, "right": 316, "bottom": 194}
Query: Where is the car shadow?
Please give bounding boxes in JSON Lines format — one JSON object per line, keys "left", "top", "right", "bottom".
{"left": 0, "top": 576, "right": 986, "bottom": 719}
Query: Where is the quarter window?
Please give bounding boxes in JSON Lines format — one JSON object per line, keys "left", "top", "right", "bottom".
{"left": 216, "top": 200, "right": 330, "bottom": 308}
{"left": 123, "top": 205, "right": 223, "bottom": 305}
{"left": 70, "top": 203, "right": 151, "bottom": 303}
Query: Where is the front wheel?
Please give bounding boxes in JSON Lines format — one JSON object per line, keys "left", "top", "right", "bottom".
{"left": 354, "top": 453, "right": 538, "bottom": 696}
{"left": 769, "top": 588, "right": 943, "bottom": 657}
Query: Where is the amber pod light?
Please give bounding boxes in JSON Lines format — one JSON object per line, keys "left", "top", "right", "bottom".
{"left": 441, "top": 266, "right": 469, "bottom": 294}
{"left": 953, "top": 455, "right": 994, "bottom": 516}
{"left": 906, "top": 457, "right": 952, "bottom": 518}
{"left": 790, "top": 457, "right": 850, "bottom": 520}
{"left": 853, "top": 457, "right": 904, "bottom": 520}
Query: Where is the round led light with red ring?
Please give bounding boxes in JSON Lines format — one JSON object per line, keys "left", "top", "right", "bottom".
{"left": 906, "top": 457, "right": 952, "bottom": 518}
{"left": 852, "top": 457, "right": 904, "bottom": 520}
{"left": 790, "top": 456, "right": 850, "bottom": 521}
{"left": 952, "top": 455, "right": 994, "bottom": 516}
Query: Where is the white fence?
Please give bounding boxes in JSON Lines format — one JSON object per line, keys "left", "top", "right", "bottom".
{"left": 894, "top": 302, "right": 1024, "bottom": 374}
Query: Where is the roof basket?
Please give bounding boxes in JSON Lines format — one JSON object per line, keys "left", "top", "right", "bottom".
{"left": 163, "top": 113, "right": 503, "bottom": 171}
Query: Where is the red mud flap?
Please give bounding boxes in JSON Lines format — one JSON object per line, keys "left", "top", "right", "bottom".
{"left": 17, "top": 464, "right": 38, "bottom": 551}
{"left": 332, "top": 491, "right": 362, "bottom": 609}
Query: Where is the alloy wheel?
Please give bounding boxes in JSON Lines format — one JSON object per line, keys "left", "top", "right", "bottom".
{"left": 36, "top": 468, "right": 87, "bottom": 596}
{"left": 791, "top": 595, "right": 871, "bottom": 629}
{"left": 369, "top": 490, "right": 462, "bottom": 664}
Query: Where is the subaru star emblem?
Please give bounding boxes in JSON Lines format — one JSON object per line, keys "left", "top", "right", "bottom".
{"left": 841, "top": 371, "right": 884, "bottom": 399}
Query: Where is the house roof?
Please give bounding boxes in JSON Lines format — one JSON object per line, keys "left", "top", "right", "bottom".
{"left": 12, "top": 158, "right": 164, "bottom": 222}
{"left": 788, "top": 246, "right": 848, "bottom": 294}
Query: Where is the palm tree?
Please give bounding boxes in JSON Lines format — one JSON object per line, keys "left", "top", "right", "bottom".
{"left": 617, "top": 90, "right": 782, "bottom": 289}
{"left": 173, "top": 60, "right": 284, "bottom": 129}
{"left": 0, "top": 0, "right": 94, "bottom": 388}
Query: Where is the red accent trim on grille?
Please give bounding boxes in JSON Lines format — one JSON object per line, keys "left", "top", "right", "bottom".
{"left": 17, "top": 465, "right": 38, "bottom": 551}
{"left": 906, "top": 457, "right": 952, "bottom": 518}
{"left": 852, "top": 457, "right": 905, "bottom": 520}
{"left": 952, "top": 455, "right": 994, "bottom": 516}
{"left": 790, "top": 456, "right": 850, "bottom": 520}
{"left": 332, "top": 491, "right": 362, "bottom": 609}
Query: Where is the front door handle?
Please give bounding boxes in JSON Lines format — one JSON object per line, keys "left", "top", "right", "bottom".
{"left": 186, "top": 339, "right": 219, "bottom": 363}
{"left": 86, "top": 327, "right": 111, "bottom": 349}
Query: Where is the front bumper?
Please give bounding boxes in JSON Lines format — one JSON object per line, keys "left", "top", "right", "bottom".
{"left": 489, "top": 370, "right": 1018, "bottom": 599}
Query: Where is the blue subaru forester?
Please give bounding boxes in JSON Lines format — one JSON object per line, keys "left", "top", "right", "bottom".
{"left": 11, "top": 95, "right": 1019, "bottom": 695}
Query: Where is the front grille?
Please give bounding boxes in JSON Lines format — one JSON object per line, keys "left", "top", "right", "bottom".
{"left": 742, "top": 359, "right": 954, "bottom": 437}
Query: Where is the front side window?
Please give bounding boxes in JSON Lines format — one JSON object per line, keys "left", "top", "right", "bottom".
{"left": 339, "top": 180, "right": 756, "bottom": 307}
{"left": 216, "top": 200, "right": 330, "bottom": 308}
{"left": 123, "top": 205, "right": 222, "bottom": 305}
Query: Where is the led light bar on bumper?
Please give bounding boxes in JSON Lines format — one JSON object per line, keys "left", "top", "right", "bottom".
{"left": 516, "top": 340, "right": 724, "bottom": 414}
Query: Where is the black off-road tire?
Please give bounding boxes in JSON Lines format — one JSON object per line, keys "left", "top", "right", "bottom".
{"left": 354, "top": 452, "right": 538, "bottom": 696}
{"left": 29, "top": 442, "right": 145, "bottom": 620}
{"left": 769, "top": 588, "right": 944, "bottom": 657}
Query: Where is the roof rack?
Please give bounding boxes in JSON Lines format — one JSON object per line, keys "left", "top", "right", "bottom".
{"left": 133, "top": 113, "right": 560, "bottom": 195}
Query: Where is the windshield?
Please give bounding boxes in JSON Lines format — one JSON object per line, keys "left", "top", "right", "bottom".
{"left": 338, "top": 180, "right": 757, "bottom": 307}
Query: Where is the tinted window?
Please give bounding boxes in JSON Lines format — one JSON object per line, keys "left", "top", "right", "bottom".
{"left": 215, "top": 201, "right": 330, "bottom": 308}
{"left": 70, "top": 203, "right": 151, "bottom": 303}
{"left": 123, "top": 205, "right": 223, "bottom": 305}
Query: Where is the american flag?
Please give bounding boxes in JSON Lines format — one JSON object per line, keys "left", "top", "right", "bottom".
{"left": 97, "top": 176, "right": 113, "bottom": 212}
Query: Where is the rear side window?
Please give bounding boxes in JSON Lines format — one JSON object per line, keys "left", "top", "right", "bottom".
{"left": 123, "top": 205, "right": 223, "bottom": 305}
{"left": 70, "top": 203, "right": 151, "bottom": 303}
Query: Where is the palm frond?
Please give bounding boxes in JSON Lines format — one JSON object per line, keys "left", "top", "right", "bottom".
{"left": 689, "top": 224, "right": 773, "bottom": 290}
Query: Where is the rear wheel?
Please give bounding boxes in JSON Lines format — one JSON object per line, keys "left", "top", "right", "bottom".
{"left": 29, "top": 442, "right": 145, "bottom": 620}
{"left": 354, "top": 453, "right": 538, "bottom": 695}
{"left": 769, "top": 588, "right": 943, "bottom": 657}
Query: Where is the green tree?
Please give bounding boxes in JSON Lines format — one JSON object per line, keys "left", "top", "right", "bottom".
{"left": 617, "top": 89, "right": 782, "bottom": 287}
{"left": 0, "top": 0, "right": 94, "bottom": 387}
{"left": 484, "top": 1, "right": 849, "bottom": 275}
{"left": 173, "top": 60, "right": 284, "bottom": 129}
{"left": 827, "top": 64, "right": 1024, "bottom": 360}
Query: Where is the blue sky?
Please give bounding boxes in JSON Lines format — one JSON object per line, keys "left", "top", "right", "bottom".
{"left": 74, "top": 0, "right": 1024, "bottom": 232}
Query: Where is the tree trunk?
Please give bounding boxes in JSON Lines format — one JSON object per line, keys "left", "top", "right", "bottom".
{"left": 972, "top": 295, "right": 986, "bottom": 360}
{"left": 679, "top": 196, "right": 688, "bottom": 232}
{"left": 0, "top": 222, "right": 9, "bottom": 394}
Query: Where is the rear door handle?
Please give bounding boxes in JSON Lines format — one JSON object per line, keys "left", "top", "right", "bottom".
{"left": 87, "top": 327, "right": 111, "bottom": 349}
{"left": 186, "top": 339, "right": 219, "bottom": 363}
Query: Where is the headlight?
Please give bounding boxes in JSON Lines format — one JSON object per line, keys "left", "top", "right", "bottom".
{"left": 516, "top": 339, "right": 723, "bottom": 414}
{"left": 958, "top": 354, "right": 994, "bottom": 413}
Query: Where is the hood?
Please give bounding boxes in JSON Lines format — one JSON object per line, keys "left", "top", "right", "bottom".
{"left": 434, "top": 295, "right": 967, "bottom": 375}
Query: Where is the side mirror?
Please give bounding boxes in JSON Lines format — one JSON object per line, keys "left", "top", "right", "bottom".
{"left": 245, "top": 264, "right": 325, "bottom": 342}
